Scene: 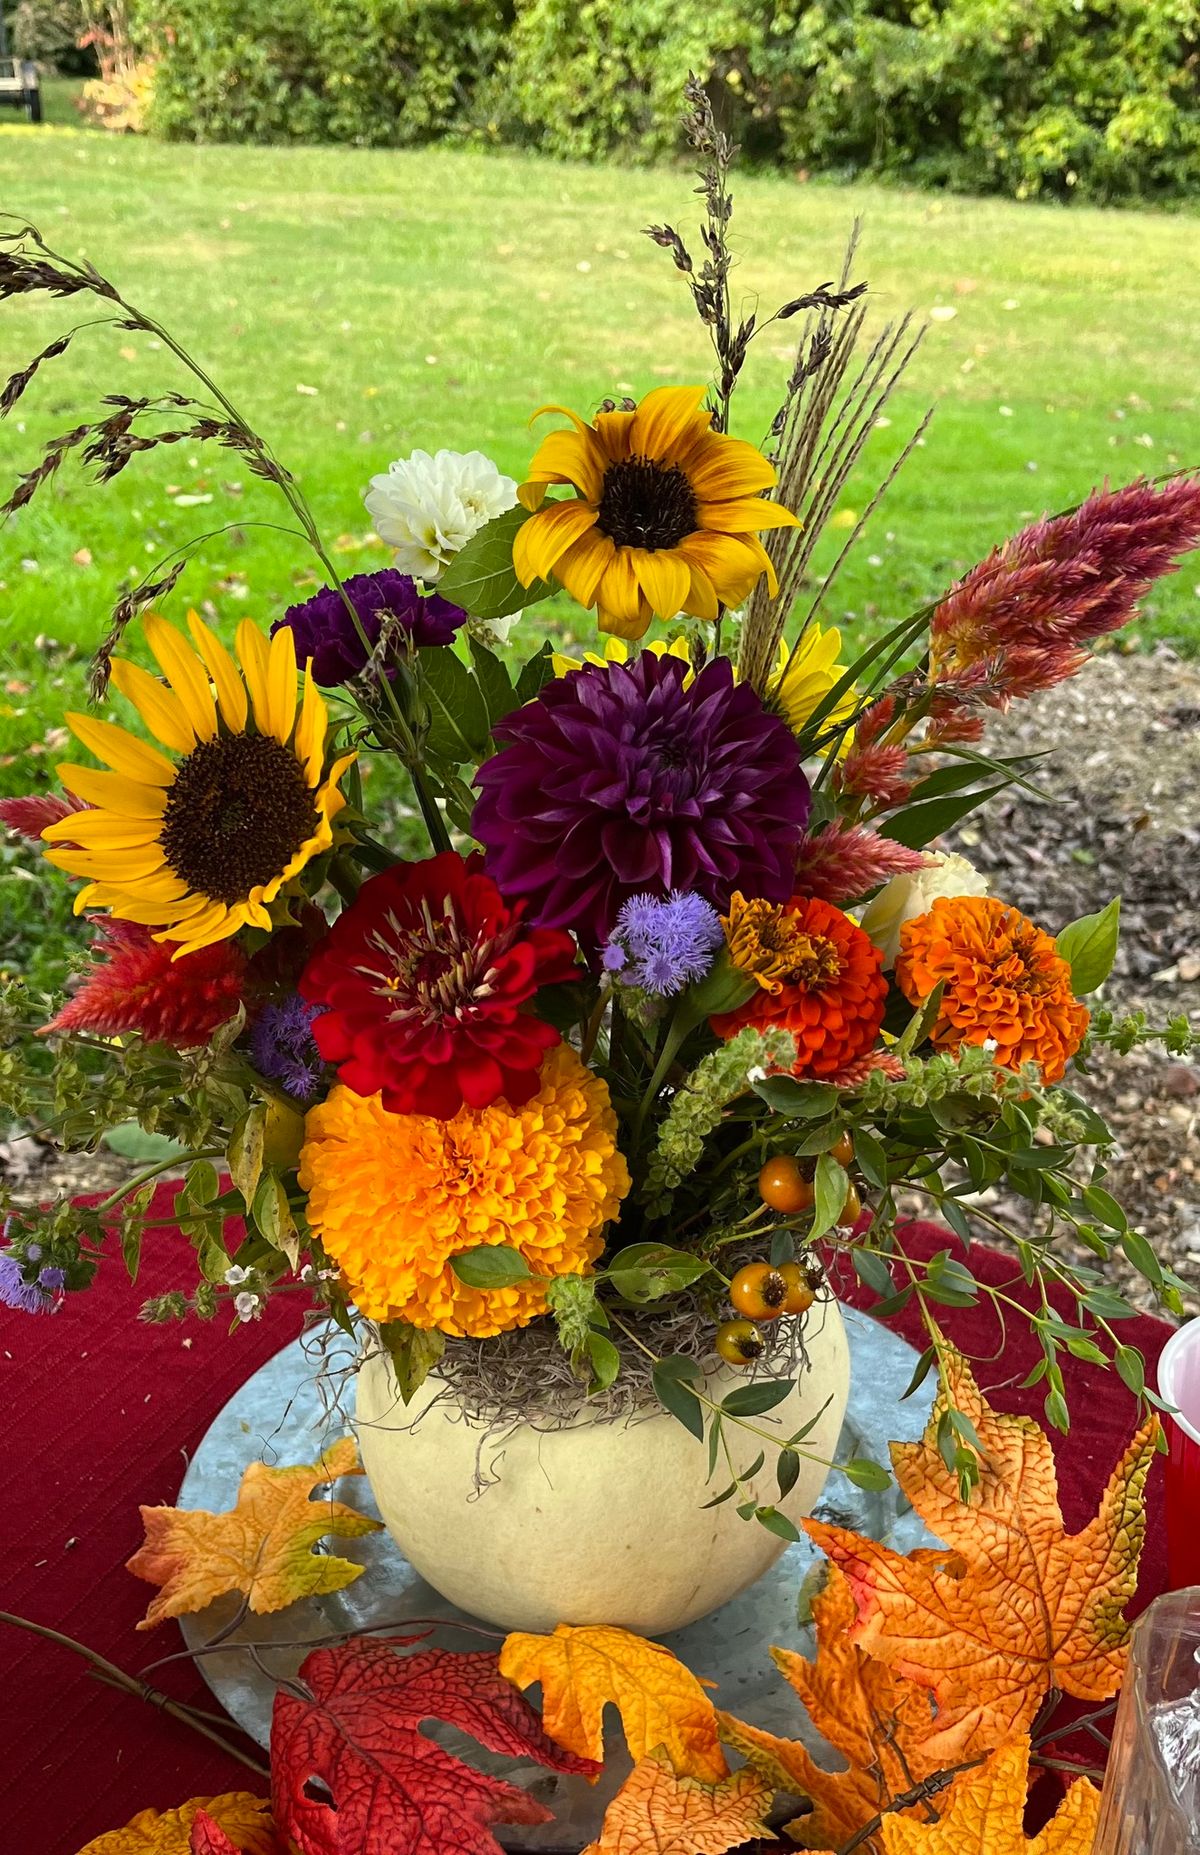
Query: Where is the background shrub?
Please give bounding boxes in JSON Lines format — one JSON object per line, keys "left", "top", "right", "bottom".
{"left": 130, "top": 0, "right": 1200, "bottom": 201}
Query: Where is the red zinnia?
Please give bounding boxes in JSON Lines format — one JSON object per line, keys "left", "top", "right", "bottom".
{"left": 42, "top": 918, "right": 246, "bottom": 1047}
{"left": 299, "top": 852, "right": 579, "bottom": 1119}
{"left": 711, "top": 893, "right": 888, "bottom": 1079}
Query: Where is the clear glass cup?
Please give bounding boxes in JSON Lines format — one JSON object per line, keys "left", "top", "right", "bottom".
{"left": 1094, "top": 1587, "right": 1200, "bottom": 1853}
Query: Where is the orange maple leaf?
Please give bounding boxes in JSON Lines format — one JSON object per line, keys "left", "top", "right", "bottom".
{"left": 721, "top": 1564, "right": 974, "bottom": 1851}
{"left": 580, "top": 1747, "right": 773, "bottom": 1855}
{"left": 75, "top": 1792, "right": 275, "bottom": 1854}
{"left": 499, "top": 1622, "right": 727, "bottom": 1781}
{"left": 806, "top": 1348, "right": 1157, "bottom": 1758}
{"left": 879, "top": 1736, "right": 1099, "bottom": 1854}
{"left": 127, "top": 1436, "right": 382, "bottom": 1629}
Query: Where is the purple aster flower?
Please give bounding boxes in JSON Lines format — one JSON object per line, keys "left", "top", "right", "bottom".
{"left": 472, "top": 653, "right": 810, "bottom": 951}
{"left": 272, "top": 570, "right": 465, "bottom": 686}
{"left": 604, "top": 890, "right": 724, "bottom": 995}
{"left": 250, "top": 992, "right": 325, "bottom": 1103}
{"left": 0, "top": 1249, "right": 60, "bottom": 1314}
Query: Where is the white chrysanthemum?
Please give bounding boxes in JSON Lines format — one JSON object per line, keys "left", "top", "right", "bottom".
{"left": 364, "top": 448, "right": 517, "bottom": 582}
{"left": 859, "top": 851, "right": 990, "bottom": 969}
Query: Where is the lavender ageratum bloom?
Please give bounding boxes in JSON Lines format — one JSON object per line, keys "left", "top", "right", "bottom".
{"left": 0, "top": 1248, "right": 60, "bottom": 1314}
{"left": 605, "top": 891, "right": 724, "bottom": 996}
{"left": 473, "top": 653, "right": 810, "bottom": 950}
{"left": 250, "top": 992, "right": 325, "bottom": 1103}
{"left": 272, "top": 570, "right": 464, "bottom": 686}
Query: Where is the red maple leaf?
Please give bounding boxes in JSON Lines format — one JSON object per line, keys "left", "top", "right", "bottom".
{"left": 271, "top": 1636, "right": 600, "bottom": 1855}
{"left": 189, "top": 1809, "right": 258, "bottom": 1854}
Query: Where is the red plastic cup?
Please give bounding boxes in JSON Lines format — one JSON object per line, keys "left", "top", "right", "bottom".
{"left": 1157, "top": 1320, "right": 1200, "bottom": 1589}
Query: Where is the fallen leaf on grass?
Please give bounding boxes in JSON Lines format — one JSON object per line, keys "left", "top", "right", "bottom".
{"left": 806, "top": 1348, "right": 1157, "bottom": 1757}
{"left": 879, "top": 1736, "right": 1099, "bottom": 1854}
{"left": 127, "top": 1436, "right": 381, "bottom": 1628}
{"left": 500, "top": 1621, "right": 727, "bottom": 1780}
{"left": 581, "top": 1747, "right": 773, "bottom": 1855}
{"left": 76, "top": 1793, "right": 274, "bottom": 1854}
{"left": 271, "top": 1635, "right": 599, "bottom": 1855}
{"left": 721, "top": 1564, "right": 972, "bottom": 1851}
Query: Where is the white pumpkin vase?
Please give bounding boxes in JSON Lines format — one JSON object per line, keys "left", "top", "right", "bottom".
{"left": 355, "top": 1298, "right": 850, "bottom": 1635}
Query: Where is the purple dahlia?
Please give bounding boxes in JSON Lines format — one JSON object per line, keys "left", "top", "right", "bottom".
{"left": 472, "top": 653, "right": 810, "bottom": 950}
{"left": 272, "top": 570, "right": 464, "bottom": 686}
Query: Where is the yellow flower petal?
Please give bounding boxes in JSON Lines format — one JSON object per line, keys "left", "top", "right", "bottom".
{"left": 42, "top": 812, "right": 164, "bottom": 850}
{"left": 236, "top": 619, "right": 273, "bottom": 735}
{"left": 554, "top": 530, "right": 616, "bottom": 608}
{"left": 188, "top": 610, "right": 249, "bottom": 733}
{"left": 293, "top": 668, "right": 327, "bottom": 786}
{"left": 592, "top": 410, "right": 635, "bottom": 461}
{"left": 65, "top": 712, "right": 176, "bottom": 787}
{"left": 57, "top": 763, "right": 167, "bottom": 816}
{"left": 678, "top": 532, "right": 775, "bottom": 607}
{"left": 682, "top": 560, "right": 720, "bottom": 622}
{"left": 628, "top": 385, "right": 710, "bottom": 461}
{"left": 686, "top": 433, "right": 779, "bottom": 499}
{"left": 143, "top": 612, "right": 217, "bottom": 741}
{"left": 109, "top": 659, "right": 196, "bottom": 757}
{"left": 628, "top": 548, "right": 691, "bottom": 619}
{"left": 522, "top": 427, "right": 605, "bottom": 503}
{"left": 45, "top": 843, "right": 168, "bottom": 882}
{"left": 697, "top": 496, "right": 799, "bottom": 534}
{"left": 514, "top": 501, "right": 599, "bottom": 584}
{"left": 597, "top": 552, "right": 652, "bottom": 637}
{"left": 264, "top": 623, "right": 299, "bottom": 744}
{"left": 158, "top": 901, "right": 244, "bottom": 958}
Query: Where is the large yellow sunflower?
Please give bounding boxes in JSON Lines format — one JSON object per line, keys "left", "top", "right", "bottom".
{"left": 513, "top": 385, "right": 799, "bottom": 640}
{"left": 42, "top": 612, "right": 355, "bottom": 957}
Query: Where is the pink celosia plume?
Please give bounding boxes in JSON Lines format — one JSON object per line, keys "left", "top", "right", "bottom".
{"left": 795, "top": 823, "right": 928, "bottom": 905}
{"left": 42, "top": 919, "right": 246, "bottom": 1048}
{"left": 0, "top": 791, "right": 89, "bottom": 840}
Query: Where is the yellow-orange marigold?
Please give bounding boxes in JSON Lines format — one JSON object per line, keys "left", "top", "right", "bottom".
{"left": 895, "top": 895, "right": 1089, "bottom": 1083}
{"left": 298, "top": 1045, "right": 630, "bottom": 1336}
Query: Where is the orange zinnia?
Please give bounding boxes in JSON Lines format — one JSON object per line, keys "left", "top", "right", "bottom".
{"left": 711, "top": 893, "right": 888, "bottom": 1079}
{"left": 896, "top": 895, "right": 1088, "bottom": 1083}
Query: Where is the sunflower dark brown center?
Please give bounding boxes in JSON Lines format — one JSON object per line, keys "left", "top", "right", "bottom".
{"left": 160, "top": 732, "right": 318, "bottom": 904}
{"left": 595, "top": 454, "right": 698, "bottom": 551}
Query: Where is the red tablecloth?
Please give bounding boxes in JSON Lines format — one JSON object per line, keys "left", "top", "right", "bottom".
{"left": 2, "top": 1190, "right": 1172, "bottom": 1854}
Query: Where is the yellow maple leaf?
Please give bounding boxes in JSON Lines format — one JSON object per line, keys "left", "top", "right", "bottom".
{"left": 127, "top": 1436, "right": 382, "bottom": 1629}
{"left": 805, "top": 1348, "right": 1157, "bottom": 1758}
{"left": 581, "top": 1747, "right": 773, "bottom": 1855}
{"left": 499, "top": 1622, "right": 727, "bottom": 1781}
{"left": 879, "top": 1737, "right": 1100, "bottom": 1854}
{"left": 721, "top": 1564, "right": 974, "bottom": 1851}
{"left": 75, "top": 1792, "right": 275, "bottom": 1854}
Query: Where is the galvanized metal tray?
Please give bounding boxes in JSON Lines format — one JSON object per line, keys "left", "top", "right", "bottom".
{"left": 180, "top": 1306, "right": 935, "bottom": 1848}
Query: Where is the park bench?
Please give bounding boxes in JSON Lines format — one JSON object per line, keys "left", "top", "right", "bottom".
{"left": 0, "top": 58, "right": 41, "bottom": 122}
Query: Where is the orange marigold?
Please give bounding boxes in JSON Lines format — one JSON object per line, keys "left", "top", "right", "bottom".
{"left": 298, "top": 1045, "right": 630, "bottom": 1336}
{"left": 895, "top": 895, "right": 1089, "bottom": 1083}
{"left": 711, "top": 893, "right": 888, "bottom": 1079}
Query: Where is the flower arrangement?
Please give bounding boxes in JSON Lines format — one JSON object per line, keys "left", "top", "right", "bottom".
{"left": 2, "top": 85, "right": 1199, "bottom": 1544}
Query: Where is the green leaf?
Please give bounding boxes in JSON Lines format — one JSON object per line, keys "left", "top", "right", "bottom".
{"left": 882, "top": 781, "right": 1010, "bottom": 850}
{"left": 514, "top": 640, "right": 556, "bottom": 703}
{"left": 607, "top": 1242, "right": 711, "bottom": 1303}
{"left": 181, "top": 1158, "right": 220, "bottom": 1208}
{"left": 436, "top": 506, "right": 554, "bottom": 620}
{"left": 896, "top": 981, "right": 946, "bottom": 1057}
{"left": 1115, "top": 1345, "right": 1146, "bottom": 1396}
{"left": 939, "top": 1196, "right": 973, "bottom": 1245}
{"left": 770, "top": 1227, "right": 796, "bottom": 1268}
{"left": 103, "top": 1123, "right": 187, "bottom": 1164}
{"left": 777, "top": 1448, "right": 801, "bottom": 1498}
{"left": 902, "top": 1344, "right": 937, "bottom": 1401}
{"left": 227, "top": 1104, "right": 267, "bottom": 1210}
{"left": 586, "top": 1329, "right": 621, "bottom": 1391}
{"left": 722, "top": 1378, "right": 795, "bottom": 1417}
{"left": 652, "top": 1355, "right": 705, "bottom": 1441}
{"left": 451, "top": 1244, "right": 532, "bottom": 1288}
{"left": 853, "top": 1126, "right": 888, "bottom": 1189}
{"left": 841, "top": 1457, "right": 892, "bottom": 1492}
{"left": 378, "top": 1320, "right": 445, "bottom": 1404}
{"left": 755, "top": 1505, "right": 801, "bottom": 1543}
{"left": 701, "top": 1483, "right": 738, "bottom": 1509}
{"left": 752, "top": 1077, "right": 839, "bottom": 1119}
{"left": 851, "top": 1245, "right": 896, "bottom": 1301}
{"left": 197, "top": 1233, "right": 230, "bottom": 1283}
{"left": 417, "top": 644, "right": 490, "bottom": 763}
{"left": 467, "top": 636, "right": 518, "bottom": 727}
{"left": 1056, "top": 898, "right": 1121, "bottom": 995}
{"left": 1082, "top": 1184, "right": 1127, "bottom": 1231}
{"left": 252, "top": 1169, "right": 301, "bottom": 1270}
{"left": 809, "top": 1153, "right": 849, "bottom": 1241}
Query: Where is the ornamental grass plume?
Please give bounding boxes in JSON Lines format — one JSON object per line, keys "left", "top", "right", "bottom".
{"left": 930, "top": 475, "right": 1200, "bottom": 706}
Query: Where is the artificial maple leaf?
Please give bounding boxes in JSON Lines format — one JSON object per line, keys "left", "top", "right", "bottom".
{"left": 127, "top": 1436, "right": 382, "bottom": 1629}
{"left": 878, "top": 1736, "right": 1100, "bottom": 1854}
{"left": 500, "top": 1621, "right": 727, "bottom": 1781}
{"left": 721, "top": 1564, "right": 973, "bottom": 1851}
{"left": 77, "top": 1793, "right": 275, "bottom": 1854}
{"left": 270, "top": 1635, "right": 600, "bottom": 1855}
{"left": 581, "top": 1747, "right": 774, "bottom": 1855}
{"left": 188, "top": 1810, "right": 278, "bottom": 1855}
{"left": 805, "top": 1348, "right": 1157, "bottom": 1759}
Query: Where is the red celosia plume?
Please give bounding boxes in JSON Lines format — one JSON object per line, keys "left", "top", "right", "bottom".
{"left": 930, "top": 475, "right": 1200, "bottom": 713}
{"left": 794, "top": 823, "right": 928, "bottom": 906}
{"left": 42, "top": 919, "right": 246, "bottom": 1047}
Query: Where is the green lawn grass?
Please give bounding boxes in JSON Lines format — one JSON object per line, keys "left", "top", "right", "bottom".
{"left": 1, "top": 123, "right": 1199, "bottom": 987}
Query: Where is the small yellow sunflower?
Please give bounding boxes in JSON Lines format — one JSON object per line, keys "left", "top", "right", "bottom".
{"left": 513, "top": 385, "right": 799, "bottom": 641}
{"left": 769, "top": 624, "right": 857, "bottom": 752}
{"left": 42, "top": 612, "right": 355, "bottom": 958}
{"left": 550, "top": 634, "right": 694, "bottom": 681}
